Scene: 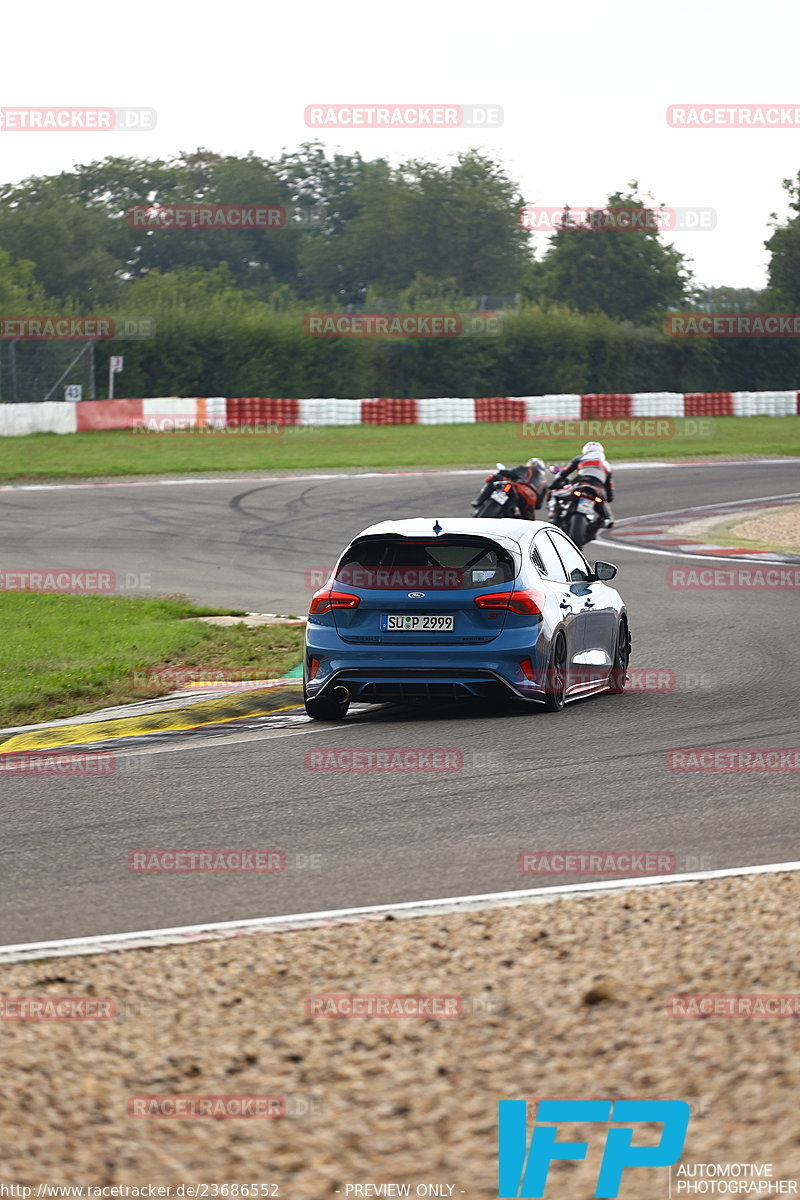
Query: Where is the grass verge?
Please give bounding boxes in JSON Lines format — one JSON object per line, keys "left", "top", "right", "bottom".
{"left": 1, "top": 417, "right": 799, "bottom": 480}
{"left": 0, "top": 593, "right": 305, "bottom": 727}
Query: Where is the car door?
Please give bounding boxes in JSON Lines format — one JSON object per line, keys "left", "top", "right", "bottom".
{"left": 548, "top": 530, "right": 616, "bottom": 673}
{"left": 531, "top": 530, "right": 584, "bottom": 673}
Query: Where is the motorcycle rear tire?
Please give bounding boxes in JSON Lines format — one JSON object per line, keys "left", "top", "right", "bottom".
{"left": 567, "top": 512, "right": 591, "bottom": 548}
{"left": 476, "top": 498, "right": 507, "bottom": 518}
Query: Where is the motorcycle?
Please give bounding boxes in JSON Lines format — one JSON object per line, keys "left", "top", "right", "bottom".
{"left": 472, "top": 462, "right": 548, "bottom": 519}
{"left": 547, "top": 475, "right": 607, "bottom": 548}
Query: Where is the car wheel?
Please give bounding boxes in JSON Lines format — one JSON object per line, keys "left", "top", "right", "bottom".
{"left": 567, "top": 512, "right": 589, "bottom": 548}
{"left": 304, "top": 686, "right": 350, "bottom": 721}
{"left": 608, "top": 618, "right": 630, "bottom": 693}
{"left": 543, "top": 632, "right": 567, "bottom": 712}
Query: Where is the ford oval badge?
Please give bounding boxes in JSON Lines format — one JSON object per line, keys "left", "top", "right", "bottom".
{"left": 408, "top": 591, "right": 425, "bottom": 598}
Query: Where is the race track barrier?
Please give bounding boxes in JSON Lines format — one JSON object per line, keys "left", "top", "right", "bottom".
{"left": 1, "top": 391, "right": 799, "bottom": 435}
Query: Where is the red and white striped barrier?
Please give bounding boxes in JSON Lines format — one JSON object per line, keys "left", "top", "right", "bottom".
{"left": 1, "top": 392, "right": 799, "bottom": 435}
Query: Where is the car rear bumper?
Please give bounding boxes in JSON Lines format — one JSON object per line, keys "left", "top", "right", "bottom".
{"left": 304, "top": 627, "right": 548, "bottom": 703}
{"left": 313, "top": 666, "right": 541, "bottom": 704}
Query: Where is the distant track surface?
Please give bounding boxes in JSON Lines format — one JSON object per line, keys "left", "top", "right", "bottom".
{"left": 2, "top": 461, "right": 799, "bottom": 945}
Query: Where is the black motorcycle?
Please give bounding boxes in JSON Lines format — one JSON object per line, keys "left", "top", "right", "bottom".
{"left": 547, "top": 477, "right": 607, "bottom": 548}
{"left": 472, "top": 462, "right": 548, "bottom": 519}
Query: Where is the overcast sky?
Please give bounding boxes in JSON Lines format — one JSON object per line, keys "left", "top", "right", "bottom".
{"left": 3, "top": 0, "right": 799, "bottom": 290}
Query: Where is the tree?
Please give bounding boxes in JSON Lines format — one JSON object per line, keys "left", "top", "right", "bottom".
{"left": 689, "top": 285, "right": 767, "bottom": 312}
{"left": 0, "top": 247, "right": 47, "bottom": 309}
{"left": 534, "top": 187, "right": 692, "bottom": 322}
{"left": 298, "top": 150, "right": 529, "bottom": 302}
{"left": 765, "top": 172, "right": 800, "bottom": 306}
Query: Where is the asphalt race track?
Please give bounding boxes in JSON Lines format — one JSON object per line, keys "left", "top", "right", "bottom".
{"left": 2, "top": 460, "right": 799, "bottom": 945}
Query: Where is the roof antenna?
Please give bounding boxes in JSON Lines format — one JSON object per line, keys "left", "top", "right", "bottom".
{"left": 432, "top": 520, "right": 443, "bottom": 535}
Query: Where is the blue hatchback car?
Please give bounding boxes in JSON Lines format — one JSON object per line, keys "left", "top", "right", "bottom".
{"left": 303, "top": 517, "right": 630, "bottom": 719}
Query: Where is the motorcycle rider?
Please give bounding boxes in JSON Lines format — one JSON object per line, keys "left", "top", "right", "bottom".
{"left": 472, "top": 457, "right": 547, "bottom": 520}
{"left": 548, "top": 441, "right": 615, "bottom": 527}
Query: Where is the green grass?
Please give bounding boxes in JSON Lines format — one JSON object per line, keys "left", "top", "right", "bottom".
{"left": 0, "top": 593, "right": 305, "bottom": 727}
{"left": 1, "top": 417, "right": 799, "bottom": 481}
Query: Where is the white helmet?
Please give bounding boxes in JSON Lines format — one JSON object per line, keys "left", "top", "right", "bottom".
{"left": 582, "top": 441, "right": 605, "bottom": 456}
{"left": 526, "top": 457, "right": 545, "bottom": 470}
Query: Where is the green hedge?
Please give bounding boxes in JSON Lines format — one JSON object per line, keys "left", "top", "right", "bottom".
{"left": 97, "top": 306, "right": 800, "bottom": 398}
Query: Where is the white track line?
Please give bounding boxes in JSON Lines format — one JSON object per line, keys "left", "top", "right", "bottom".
{"left": 2, "top": 459, "right": 799, "bottom": 493}
{"left": 2, "top": 859, "right": 798, "bottom": 965}
{"left": 599, "top": 491, "right": 800, "bottom": 562}
{"left": 609, "top": 490, "right": 800, "bottom": 525}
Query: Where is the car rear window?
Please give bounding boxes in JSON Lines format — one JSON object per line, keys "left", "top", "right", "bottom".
{"left": 335, "top": 536, "right": 517, "bottom": 590}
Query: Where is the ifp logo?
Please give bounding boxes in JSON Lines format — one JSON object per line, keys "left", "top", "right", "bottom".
{"left": 498, "top": 1099, "right": 690, "bottom": 1197}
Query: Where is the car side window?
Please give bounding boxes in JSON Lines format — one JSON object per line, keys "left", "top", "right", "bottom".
{"left": 548, "top": 531, "right": 591, "bottom": 583}
{"left": 532, "top": 533, "right": 567, "bottom": 582}
{"left": 530, "top": 545, "right": 546, "bottom": 574}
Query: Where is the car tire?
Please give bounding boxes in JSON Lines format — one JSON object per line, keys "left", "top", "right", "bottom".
{"left": 567, "top": 512, "right": 590, "bottom": 548}
{"left": 607, "top": 617, "right": 631, "bottom": 693}
{"left": 543, "top": 632, "right": 567, "bottom": 712}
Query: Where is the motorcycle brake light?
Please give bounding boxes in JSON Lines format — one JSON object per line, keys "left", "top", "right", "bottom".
{"left": 573, "top": 489, "right": 582, "bottom": 496}
{"left": 309, "top": 588, "right": 361, "bottom": 614}
{"left": 595, "top": 495, "right": 603, "bottom": 502}
{"left": 475, "top": 589, "right": 542, "bottom": 615}
{"left": 503, "top": 482, "right": 513, "bottom": 492}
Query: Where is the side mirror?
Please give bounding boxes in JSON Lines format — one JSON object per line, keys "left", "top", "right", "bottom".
{"left": 592, "top": 560, "right": 617, "bottom": 581}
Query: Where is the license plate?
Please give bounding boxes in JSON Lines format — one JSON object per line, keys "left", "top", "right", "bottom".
{"left": 381, "top": 614, "right": 455, "bottom": 631}
{"left": 578, "top": 499, "right": 597, "bottom": 515}
{"left": 491, "top": 489, "right": 509, "bottom": 504}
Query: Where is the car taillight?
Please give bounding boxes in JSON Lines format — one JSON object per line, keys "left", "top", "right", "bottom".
{"left": 309, "top": 588, "right": 361, "bottom": 614}
{"left": 474, "top": 589, "right": 542, "bottom": 615}
{"left": 520, "top": 658, "right": 535, "bottom": 681}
